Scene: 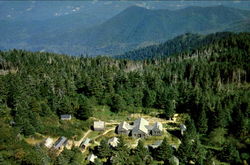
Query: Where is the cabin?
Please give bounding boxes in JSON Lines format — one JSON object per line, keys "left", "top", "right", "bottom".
{"left": 44, "top": 137, "right": 53, "bottom": 148}
{"left": 80, "top": 138, "right": 91, "bottom": 150}
{"left": 60, "top": 114, "right": 72, "bottom": 120}
{"left": 87, "top": 154, "right": 97, "bottom": 163}
{"left": 117, "top": 121, "right": 132, "bottom": 135}
{"left": 53, "top": 136, "right": 67, "bottom": 150}
{"left": 180, "top": 124, "right": 187, "bottom": 135}
{"left": 131, "top": 118, "right": 149, "bottom": 138}
{"left": 108, "top": 137, "right": 119, "bottom": 147}
{"left": 93, "top": 121, "right": 105, "bottom": 131}
{"left": 150, "top": 122, "right": 163, "bottom": 136}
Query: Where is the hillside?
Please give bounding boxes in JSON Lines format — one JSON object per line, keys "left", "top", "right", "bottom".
{"left": 1, "top": 5, "right": 250, "bottom": 55}
{"left": 0, "top": 32, "right": 249, "bottom": 164}
{"left": 115, "top": 32, "right": 245, "bottom": 60}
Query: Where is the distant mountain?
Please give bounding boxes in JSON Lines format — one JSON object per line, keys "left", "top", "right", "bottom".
{"left": 1, "top": 5, "right": 250, "bottom": 55}
{"left": 37, "top": 5, "right": 250, "bottom": 55}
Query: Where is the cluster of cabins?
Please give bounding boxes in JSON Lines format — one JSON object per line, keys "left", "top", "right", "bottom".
{"left": 117, "top": 117, "right": 163, "bottom": 138}
{"left": 92, "top": 118, "right": 163, "bottom": 138}
{"left": 46, "top": 116, "right": 184, "bottom": 164}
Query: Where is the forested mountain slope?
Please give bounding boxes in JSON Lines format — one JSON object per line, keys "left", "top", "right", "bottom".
{"left": 116, "top": 32, "right": 242, "bottom": 60}
{"left": 0, "top": 32, "right": 249, "bottom": 164}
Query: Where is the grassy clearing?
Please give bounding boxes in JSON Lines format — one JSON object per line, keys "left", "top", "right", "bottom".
{"left": 93, "top": 105, "right": 130, "bottom": 122}
{"left": 87, "top": 131, "right": 102, "bottom": 139}
{"left": 39, "top": 116, "right": 91, "bottom": 140}
{"left": 25, "top": 137, "right": 44, "bottom": 145}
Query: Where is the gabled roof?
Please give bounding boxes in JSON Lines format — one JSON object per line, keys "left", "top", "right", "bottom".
{"left": 87, "top": 154, "right": 97, "bottom": 163}
{"left": 152, "top": 122, "right": 163, "bottom": 131}
{"left": 108, "top": 137, "right": 119, "bottom": 147}
{"left": 54, "top": 136, "right": 67, "bottom": 149}
{"left": 44, "top": 137, "right": 53, "bottom": 148}
{"left": 118, "top": 121, "right": 132, "bottom": 131}
{"left": 132, "top": 118, "right": 149, "bottom": 134}
{"left": 134, "top": 118, "right": 149, "bottom": 127}
{"left": 146, "top": 125, "right": 153, "bottom": 131}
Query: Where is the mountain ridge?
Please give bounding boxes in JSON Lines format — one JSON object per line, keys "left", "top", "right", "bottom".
{"left": 1, "top": 5, "right": 250, "bottom": 55}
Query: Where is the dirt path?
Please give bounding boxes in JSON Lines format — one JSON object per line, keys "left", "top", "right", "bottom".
{"left": 94, "top": 127, "right": 115, "bottom": 141}
{"left": 82, "top": 127, "right": 116, "bottom": 153}
{"left": 106, "top": 122, "right": 119, "bottom": 125}
{"left": 74, "top": 130, "right": 92, "bottom": 147}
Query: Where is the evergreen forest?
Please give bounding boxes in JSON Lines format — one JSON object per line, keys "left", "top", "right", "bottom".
{"left": 0, "top": 32, "right": 249, "bottom": 164}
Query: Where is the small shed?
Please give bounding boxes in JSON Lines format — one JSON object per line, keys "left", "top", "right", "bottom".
{"left": 180, "top": 124, "right": 187, "bottom": 135}
{"left": 53, "top": 136, "right": 67, "bottom": 150}
{"left": 150, "top": 122, "right": 163, "bottom": 136}
{"left": 60, "top": 114, "right": 72, "bottom": 120}
{"left": 93, "top": 121, "right": 105, "bottom": 131}
{"left": 44, "top": 137, "right": 53, "bottom": 148}
{"left": 80, "top": 138, "right": 91, "bottom": 150}
{"left": 108, "top": 137, "right": 119, "bottom": 147}
{"left": 87, "top": 153, "right": 97, "bottom": 163}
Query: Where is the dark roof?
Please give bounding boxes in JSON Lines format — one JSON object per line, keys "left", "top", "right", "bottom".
{"left": 61, "top": 114, "right": 72, "bottom": 119}
{"left": 54, "top": 136, "right": 67, "bottom": 149}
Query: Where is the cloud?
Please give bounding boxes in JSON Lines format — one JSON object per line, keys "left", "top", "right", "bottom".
{"left": 6, "top": 14, "right": 11, "bottom": 18}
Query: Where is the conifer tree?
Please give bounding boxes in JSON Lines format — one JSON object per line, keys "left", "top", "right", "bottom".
{"left": 155, "top": 137, "right": 173, "bottom": 162}
{"left": 96, "top": 139, "right": 111, "bottom": 158}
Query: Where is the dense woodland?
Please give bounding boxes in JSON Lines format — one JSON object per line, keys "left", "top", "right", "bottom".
{"left": 0, "top": 32, "right": 249, "bottom": 164}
